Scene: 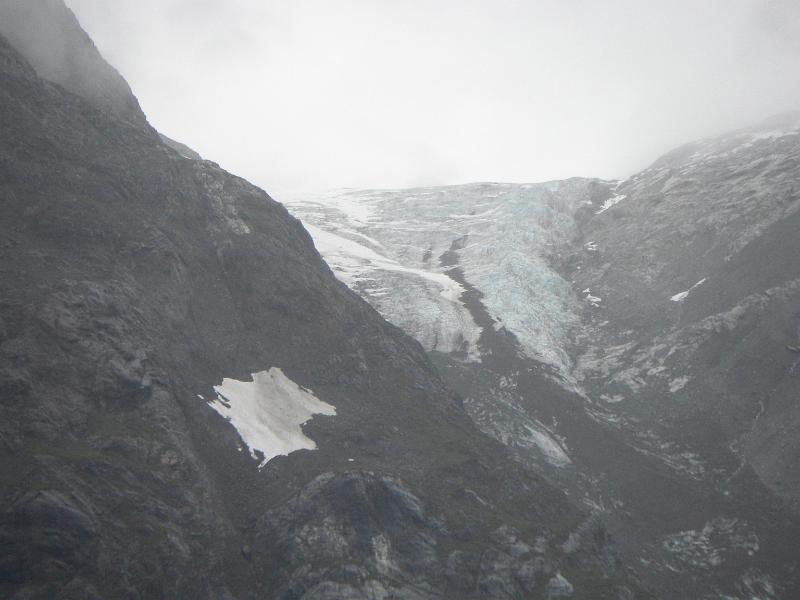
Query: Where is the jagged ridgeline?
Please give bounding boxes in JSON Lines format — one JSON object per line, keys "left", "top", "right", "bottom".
{"left": 0, "top": 1, "right": 646, "bottom": 599}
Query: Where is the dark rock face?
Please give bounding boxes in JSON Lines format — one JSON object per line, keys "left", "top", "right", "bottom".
{"left": 252, "top": 472, "right": 443, "bottom": 599}
{"left": 0, "top": 5, "right": 644, "bottom": 599}
{"left": 159, "top": 133, "right": 202, "bottom": 160}
{"left": 569, "top": 113, "right": 800, "bottom": 511}
{"left": 251, "top": 471, "right": 631, "bottom": 599}
{"left": 552, "top": 115, "right": 800, "bottom": 597}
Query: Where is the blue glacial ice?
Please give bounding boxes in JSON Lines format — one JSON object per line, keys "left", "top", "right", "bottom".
{"left": 286, "top": 181, "right": 603, "bottom": 374}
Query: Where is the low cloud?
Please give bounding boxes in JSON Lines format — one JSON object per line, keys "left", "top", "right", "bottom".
{"left": 67, "top": 0, "right": 800, "bottom": 197}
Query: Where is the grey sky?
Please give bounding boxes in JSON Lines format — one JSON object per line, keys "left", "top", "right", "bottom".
{"left": 66, "top": 0, "right": 800, "bottom": 198}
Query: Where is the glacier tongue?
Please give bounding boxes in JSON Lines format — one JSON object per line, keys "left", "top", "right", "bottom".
{"left": 287, "top": 180, "right": 606, "bottom": 374}
{"left": 299, "top": 219, "right": 482, "bottom": 360}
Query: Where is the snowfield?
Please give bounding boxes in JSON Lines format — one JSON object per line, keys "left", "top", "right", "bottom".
{"left": 208, "top": 368, "right": 336, "bottom": 468}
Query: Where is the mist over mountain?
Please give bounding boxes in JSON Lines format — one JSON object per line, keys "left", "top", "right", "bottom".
{"left": 65, "top": 0, "right": 800, "bottom": 195}
{"left": 1, "top": 1, "right": 799, "bottom": 599}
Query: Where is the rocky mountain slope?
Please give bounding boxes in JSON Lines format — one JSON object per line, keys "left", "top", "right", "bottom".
{"left": 568, "top": 113, "right": 800, "bottom": 510}
{"left": 0, "top": 1, "right": 646, "bottom": 599}
{"left": 288, "top": 118, "right": 800, "bottom": 598}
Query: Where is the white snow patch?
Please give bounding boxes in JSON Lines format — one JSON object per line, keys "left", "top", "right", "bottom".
{"left": 669, "top": 376, "right": 690, "bottom": 393}
{"left": 583, "top": 289, "right": 602, "bottom": 306}
{"left": 600, "top": 393, "right": 625, "bottom": 403}
{"left": 208, "top": 368, "right": 336, "bottom": 468}
{"left": 670, "top": 277, "right": 707, "bottom": 302}
{"left": 670, "top": 290, "right": 689, "bottom": 302}
{"left": 525, "top": 425, "right": 571, "bottom": 466}
{"left": 595, "top": 194, "right": 627, "bottom": 214}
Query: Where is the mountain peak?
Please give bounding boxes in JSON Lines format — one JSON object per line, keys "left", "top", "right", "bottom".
{"left": 0, "top": 0, "right": 150, "bottom": 129}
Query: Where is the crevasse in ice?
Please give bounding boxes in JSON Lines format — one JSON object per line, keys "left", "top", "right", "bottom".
{"left": 286, "top": 181, "right": 603, "bottom": 374}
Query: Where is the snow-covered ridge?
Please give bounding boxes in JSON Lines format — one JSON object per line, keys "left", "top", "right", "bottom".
{"left": 654, "top": 114, "right": 800, "bottom": 172}
{"left": 207, "top": 368, "right": 336, "bottom": 468}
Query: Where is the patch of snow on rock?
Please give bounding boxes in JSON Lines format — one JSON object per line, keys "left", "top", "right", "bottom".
{"left": 595, "top": 194, "right": 626, "bottom": 214}
{"left": 208, "top": 368, "right": 336, "bottom": 468}
{"left": 582, "top": 289, "right": 602, "bottom": 306}
{"left": 669, "top": 376, "right": 690, "bottom": 393}
{"left": 670, "top": 277, "right": 707, "bottom": 302}
{"left": 462, "top": 387, "right": 571, "bottom": 467}
{"left": 600, "top": 393, "right": 625, "bottom": 403}
{"left": 525, "top": 425, "right": 572, "bottom": 467}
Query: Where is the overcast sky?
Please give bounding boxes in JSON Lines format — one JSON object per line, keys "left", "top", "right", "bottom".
{"left": 67, "top": 0, "right": 800, "bottom": 198}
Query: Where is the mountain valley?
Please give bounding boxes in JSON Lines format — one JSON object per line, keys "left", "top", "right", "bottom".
{"left": 1, "top": 2, "right": 799, "bottom": 599}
